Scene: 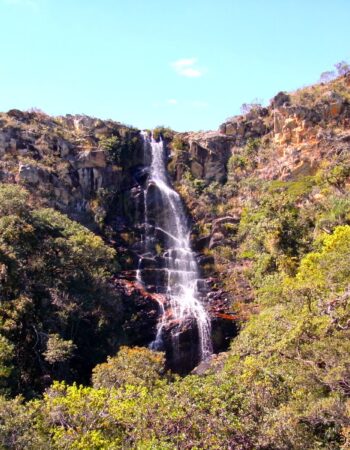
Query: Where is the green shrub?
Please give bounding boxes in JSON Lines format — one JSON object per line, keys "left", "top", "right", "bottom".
{"left": 171, "top": 135, "right": 187, "bottom": 153}
{"left": 99, "top": 135, "right": 122, "bottom": 164}
{"left": 100, "top": 131, "right": 140, "bottom": 165}
{"left": 153, "top": 126, "right": 174, "bottom": 141}
{"left": 228, "top": 154, "right": 247, "bottom": 170}
{"left": 92, "top": 346, "right": 167, "bottom": 389}
{"left": 43, "top": 334, "right": 76, "bottom": 365}
{"left": 0, "top": 183, "right": 122, "bottom": 396}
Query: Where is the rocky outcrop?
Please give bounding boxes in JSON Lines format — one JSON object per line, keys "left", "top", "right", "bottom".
{"left": 219, "top": 81, "right": 350, "bottom": 150}
{"left": 0, "top": 111, "right": 144, "bottom": 228}
{"left": 171, "top": 131, "right": 235, "bottom": 183}
{"left": 168, "top": 80, "right": 350, "bottom": 198}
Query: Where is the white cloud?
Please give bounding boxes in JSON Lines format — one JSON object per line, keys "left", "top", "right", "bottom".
{"left": 167, "top": 99, "right": 178, "bottom": 105}
{"left": 171, "top": 58, "right": 205, "bottom": 78}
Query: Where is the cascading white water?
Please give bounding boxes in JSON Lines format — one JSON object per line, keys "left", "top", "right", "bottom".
{"left": 139, "top": 132, "right": 212, "bottom": 361}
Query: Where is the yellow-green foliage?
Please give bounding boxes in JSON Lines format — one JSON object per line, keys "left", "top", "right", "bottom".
{"left": 237, "top": 184, "right": 311, "bottom": 271}
{"left": 228, "top": 138, "right": 261, "bottom": 173}
{"left": 0, "top": 396, "right": 47, "bottom": 449}
{"left": 0, "top": 335, "right": 14, "bottom": 393}
{"left": 268, "top": 176, "right": 315, "bottom": 200}
{"left": 92, "top": 346, "right": 166, "bottom": 389}
{"left": 43, "top": 334, "right": 76, "bottom": 365}
{"left": 297, "top": 225, "right": 350, "bottom": 293}
{"left": 210, "top": 224, "right": 350, "bottom": 448}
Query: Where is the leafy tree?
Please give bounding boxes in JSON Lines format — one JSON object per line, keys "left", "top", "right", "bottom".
{"left": 152, "top": 126, "right": 174, "bottom": 141}
{"left": 100, "top": 131, "right": 141, "bottom": 166}
{"left": 43, "top": 334, "right": 76, "bottom": 365}
{"left": 0, "top": 395, "right": 48, "bottom": 449}
{"left": 0, "top": 335, "right": 14, "bottom": 395}
{"left": 92, "top": 346, "right": 166, "bottom": 389}
{"left": 0, "top": 184, "right": 29, "bottom": 217}
{"left": 0, "top": 183, "right": 123, "bottom": 396}
{"left": 335, "top": 60, "right": 350, "bottom": 76}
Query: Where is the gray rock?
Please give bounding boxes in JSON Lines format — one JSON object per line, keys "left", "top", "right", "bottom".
{"left": 58, "top": 139, "right": 71, "bottom": 158}
{"left": 187, "top": 133, "right": 233, "bottom": 184}
{"left": 18, "top": 163, "right": 40, "bottom": 184}
{"left": 225, "top": 122, "right": 237, "bottom": 135}
{"left": 0, "top": 133, "right": 6, "bottom": 157}
{"left": 209, "top": 231, "right": 225, "bottom": 249}
{"left": 190, "top": 160, "right": 204, "bottom": 178}
{"left": 76, "top": 150, "right": 107, "bottom": 169}
{"left": 204, "top": 157, "right": 227, "bottom": 183}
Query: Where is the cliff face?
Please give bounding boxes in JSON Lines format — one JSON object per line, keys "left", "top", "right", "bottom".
{"left": 1, "top": 73, "right": 350, "bottom": 373}
{"left": 0, "top": 110, "right": 144, "bottom": 227}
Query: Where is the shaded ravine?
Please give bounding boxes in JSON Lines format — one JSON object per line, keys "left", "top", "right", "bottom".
{"left": 137, "top": 132, "right": 212, "bottom": 364}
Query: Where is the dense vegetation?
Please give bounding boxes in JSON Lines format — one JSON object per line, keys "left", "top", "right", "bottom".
{"left": 0, "top": 184, "right": 124, "bottom": 397}
{"left": 0, "top": 218, "right": 349, "bottom": 448}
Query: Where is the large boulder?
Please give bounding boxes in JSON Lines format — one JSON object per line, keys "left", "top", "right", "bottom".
{"left": 186, "top": 132, "right": 234, "bottom": 183}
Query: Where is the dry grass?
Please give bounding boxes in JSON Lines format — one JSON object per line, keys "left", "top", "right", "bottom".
{"left": 290, "top": 75, "right": 350, "bottom": 107}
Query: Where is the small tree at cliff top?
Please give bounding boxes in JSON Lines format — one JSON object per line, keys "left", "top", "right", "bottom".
{"left": 240, "top": 98, "right": 263, "bottom": 115}
{"left": 335, "top": 60, "right": 350, "bottom": 76}
{"left": 320, "top": 61, "right": 350, "bottom": 82}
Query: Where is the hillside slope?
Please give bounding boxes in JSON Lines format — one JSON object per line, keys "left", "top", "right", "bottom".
{"left": 0, "top": 74, "right": 349, "bottom": 448}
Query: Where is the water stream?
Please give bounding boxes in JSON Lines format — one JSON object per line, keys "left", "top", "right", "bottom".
{"left": 138, "top": 132, "right": 212, "bottom": 362}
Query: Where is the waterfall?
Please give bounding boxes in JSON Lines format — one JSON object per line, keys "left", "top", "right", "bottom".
{"left": 139, "top": 132, "right": 212, "bottom": 362}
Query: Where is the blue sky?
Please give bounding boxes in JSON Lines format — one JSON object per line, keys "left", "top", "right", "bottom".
{"left": 1, "top": 0, "right": 349, "bottom": 131}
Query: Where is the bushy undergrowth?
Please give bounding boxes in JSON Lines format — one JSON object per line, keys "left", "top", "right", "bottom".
{"left": 0, "top": 183, "right": 123, "bottom": 397}
{"left": 1, "top": 221, "right": 349, "bottom": 448}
